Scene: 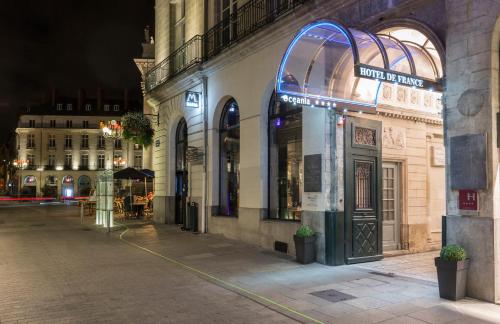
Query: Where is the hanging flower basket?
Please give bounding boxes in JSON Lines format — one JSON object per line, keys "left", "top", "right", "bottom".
{"left": 121, "top": 112, "right": 155, "bottom": 147}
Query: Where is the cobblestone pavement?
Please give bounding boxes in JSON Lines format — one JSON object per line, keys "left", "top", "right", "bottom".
{"left": 356, "top": 251, "right": 439, "bottom": 282}
{"left": 1, "top": 205, "right": 500, "bottom": 323}
{"left": 0, "top": 205, "right": 292, "bottom": 323}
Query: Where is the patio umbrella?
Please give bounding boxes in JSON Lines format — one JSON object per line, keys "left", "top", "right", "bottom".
{"left": 113, "top": 167, "right": 149, "bottom": 180}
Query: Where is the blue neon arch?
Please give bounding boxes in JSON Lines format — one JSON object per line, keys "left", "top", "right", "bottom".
{"left": 275, "top": 20, "right": 440, "bottom": 110}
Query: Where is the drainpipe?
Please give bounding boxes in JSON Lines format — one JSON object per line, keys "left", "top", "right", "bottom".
{"left": 202, "top": 76, "right": 209, "bottom": 234}
{"left": 202, "top": 1, "right": 209, "bottom": 233}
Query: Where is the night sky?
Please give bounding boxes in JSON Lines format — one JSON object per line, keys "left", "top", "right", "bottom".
{"left": 0, "top": 0, "right": 155, "bottom": 143}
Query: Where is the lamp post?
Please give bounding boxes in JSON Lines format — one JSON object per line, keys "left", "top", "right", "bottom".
{"left": 12, "top": 159, "right": 28, "bottom": 197}
{"left": 100, "top": 120, "right": 122, "bottom": 232}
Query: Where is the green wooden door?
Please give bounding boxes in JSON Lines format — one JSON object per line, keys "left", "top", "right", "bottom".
{"left": 344, "top": 116, "right": 383, "bottom": 264}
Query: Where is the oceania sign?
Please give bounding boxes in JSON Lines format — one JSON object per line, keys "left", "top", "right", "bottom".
{"left": 280, "top": 94, "right": 310, "bottom": 105}
{"left": 354, "top": 64, "right": 441, "bottom": 90}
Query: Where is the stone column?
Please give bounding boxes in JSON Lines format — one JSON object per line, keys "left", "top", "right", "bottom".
{"left": 301, "top": 107, "right": 331, "bottom": 263}
{"left": 444, "top": 0, "right": 500, "bottom": 302}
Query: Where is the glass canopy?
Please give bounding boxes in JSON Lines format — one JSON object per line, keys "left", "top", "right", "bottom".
{"left": 276, "top": 20, "right": 443, "bottom": 109}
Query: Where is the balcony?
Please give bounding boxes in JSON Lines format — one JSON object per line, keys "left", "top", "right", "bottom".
{"left": 80, "top": 145, "right": 89, "bottom": 150}
{"left": 146, "top": 35, "right": 202, "bottom": 92}
{"left": 145, "top": 0, "right": 307, "bottom": 92}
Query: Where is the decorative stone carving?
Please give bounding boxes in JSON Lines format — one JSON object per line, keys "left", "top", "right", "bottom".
{"left": 397, "top": 87, "right": 406, "bottom": 103}
{"left": 383, "top": 126, "right": 406, "bottom": 149}
{"left": 383, "top": 85, "right": 392, "bottom": 100}
{"left": 424, "top": 94, "right": 432, "bottom": 107}
{"left": 457, "top": 89, "right": 484, "bottom": 116}
{"left": 410, "top": 90, "right": 418, "bottom": 105}
{"left": 354, "top": 127, "right": 376, "bottom": 146}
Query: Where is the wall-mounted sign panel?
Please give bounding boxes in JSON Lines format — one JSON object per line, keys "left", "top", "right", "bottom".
{"left": 304, "top": 154, "right": 322, "bottom": 192}
{"left": 458, "top": 189, "right": 478, "bottom": 210}
{"left": 354, "top": 64, "right": 442, "bottom": 91}
{"left": 185, "top": 91, "right": 200, "bottom": 108}
{"left": 450, "top": 133, "right": 487, "bottom": 190}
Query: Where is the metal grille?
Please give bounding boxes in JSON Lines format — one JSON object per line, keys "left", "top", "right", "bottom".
{"left": 355, "top": 161, "right": 372, "bottom": 209}
{"left": 382, "top": 167, "right": 395, "bottom": 221}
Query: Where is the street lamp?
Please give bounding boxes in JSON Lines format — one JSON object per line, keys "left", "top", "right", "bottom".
{"left": 99, "top": 120, "right": 122, "bottom": 232}
{"left": 12, "top": 159, "right": 28, "bottom": 197}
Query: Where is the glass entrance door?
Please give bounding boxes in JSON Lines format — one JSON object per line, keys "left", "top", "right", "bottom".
{"left": 382, "top": 162, "right": 401, "bottom": 251}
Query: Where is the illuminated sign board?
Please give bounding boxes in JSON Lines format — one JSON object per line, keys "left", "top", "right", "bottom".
{"left": 185, "top": 91, "right": 200, "bottom": 108}
{"left": 354, "top": 64, "right": 441, "bottom": 91}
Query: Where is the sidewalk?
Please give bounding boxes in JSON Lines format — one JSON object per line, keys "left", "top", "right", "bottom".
{"left": 116, "top": 223, "right": 500, "bottom": 324}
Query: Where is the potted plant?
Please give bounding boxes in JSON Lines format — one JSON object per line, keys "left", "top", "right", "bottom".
{"left": 435, "top": 244, "right": 469, "bottom": 300}
{"left": 294, "top": 225, "right": 316, "bottom": 264}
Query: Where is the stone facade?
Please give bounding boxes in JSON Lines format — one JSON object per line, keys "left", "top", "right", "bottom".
{"left": 15, "top": 99, "right": 143, "bottom": 197}
{"left": 146, "top": 0, "right": 446, "bottom": 262}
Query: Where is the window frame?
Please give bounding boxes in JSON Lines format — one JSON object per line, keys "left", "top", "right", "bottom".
{"left": 267, "top": 93, "right": 303, "bottom": 222}
{"left": 218, "top": 99, "right": 240, "bottom": 217}
{"left": 97, "top": 154, "right": 105, "bottom": 169}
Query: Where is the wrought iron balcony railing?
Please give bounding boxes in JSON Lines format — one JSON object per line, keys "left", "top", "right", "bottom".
{"left": 145, "top": 0, "right": 306, "bottom": 92}
{"left": 204, "top": 0, "right": 305, "bottom": 59}
{"left": 146, "top": 35, "right": 203, "bottom": 92}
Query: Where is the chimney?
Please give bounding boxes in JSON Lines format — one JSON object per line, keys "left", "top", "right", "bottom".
{"left": 77, "top": 89, "right": 85, "bottom": 111}
{"left": 144, "top": 25, "right": 150, "bottom": 43}
{"left": 97, "top": 88, "right": 103, "bottom": 111}
{"left": 123, "top": 89, "right": 129, "bottom": 111}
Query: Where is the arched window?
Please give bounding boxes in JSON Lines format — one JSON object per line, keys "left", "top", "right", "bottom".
{"left": 268, "top": 93, "right": 302, "bottom": 221}
{"left": 175, "top": 119, "right": 188, "bottom": 172}
{"left": 174, "top": 118, "right": 188, "bottom": 224}
{"left": 61, "top": 175, "right": 74, "bottom": 197}
{"left": 219, "top": 99, "right": 240, "bottom": 217}
{"left": 78, "top": 175, "right": 92, "bottom": 196}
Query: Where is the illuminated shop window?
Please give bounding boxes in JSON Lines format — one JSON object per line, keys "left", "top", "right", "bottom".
{"left": 268, "top": 94, "right": 302, "bottom": 221}
{"left": 219, "top": 99, "right": 239, "bottom": 217}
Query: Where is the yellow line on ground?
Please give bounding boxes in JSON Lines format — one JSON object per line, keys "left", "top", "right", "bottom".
{"left": 118, "top": 226, "right": 324, "bottom": 324}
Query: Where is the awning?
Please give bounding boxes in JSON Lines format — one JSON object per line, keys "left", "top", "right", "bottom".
{"left": 276, "top": 20, "right": 443, "bottom": 110}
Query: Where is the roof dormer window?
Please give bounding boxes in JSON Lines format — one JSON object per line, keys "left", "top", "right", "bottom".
{"left": 67, "top": 103, "right": 73, "bottom": 111}
{"left": 85, "top": 104, "right": 92, "bottom": 111}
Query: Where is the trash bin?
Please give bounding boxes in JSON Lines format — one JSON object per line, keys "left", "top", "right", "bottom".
{"left": 189, "top": 202, "right": 198, "bottom": 232}
{"left": 183, "top": 202, "right": 190, "bottom": 231}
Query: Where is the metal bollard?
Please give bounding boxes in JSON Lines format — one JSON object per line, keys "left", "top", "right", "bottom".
{"left": 80, "top": 203, "right": 84, "bottom": 224}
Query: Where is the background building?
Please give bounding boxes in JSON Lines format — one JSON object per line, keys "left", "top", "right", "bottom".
{"left": 14, "top": 89, "right": 142, "bottom": 197}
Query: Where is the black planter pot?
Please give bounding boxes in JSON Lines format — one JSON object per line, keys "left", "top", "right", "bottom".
{"left": 435, "top": 257, "right": 470, "bottom": 301}
{"left": 294, "top": 235, "right": 316, "bottom": 264}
